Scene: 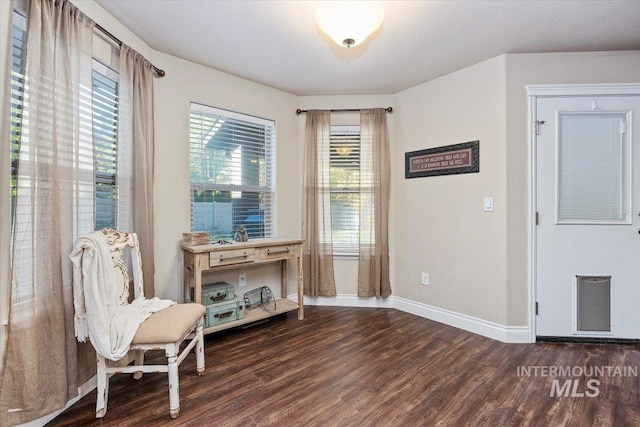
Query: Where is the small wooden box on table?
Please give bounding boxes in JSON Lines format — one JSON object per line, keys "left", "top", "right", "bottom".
{"left": 181, "top": 238, "right": 304, "bottom": 335}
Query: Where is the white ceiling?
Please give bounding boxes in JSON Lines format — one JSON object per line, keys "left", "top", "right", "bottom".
{"left": 94, "top": 0, "right": 640, "bottom": 96}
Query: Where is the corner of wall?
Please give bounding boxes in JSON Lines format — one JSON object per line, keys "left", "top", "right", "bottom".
{"left": 392, "top": 54, "right": 509, "bottom": 327}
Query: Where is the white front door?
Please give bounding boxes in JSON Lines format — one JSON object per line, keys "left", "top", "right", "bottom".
{"left": 535, "top": 94, "right": 640, "bottom": 339}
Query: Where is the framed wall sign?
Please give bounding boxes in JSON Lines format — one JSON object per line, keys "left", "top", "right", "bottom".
{"left": 405, "top": 140, "right": 479, "bottom": 179}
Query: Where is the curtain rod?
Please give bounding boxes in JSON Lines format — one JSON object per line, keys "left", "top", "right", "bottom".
{"left": 295, "top": 107, "right": 393, "bottom": 115}
{"left": 95, "top": 24, "right": 166, "bottom": 78}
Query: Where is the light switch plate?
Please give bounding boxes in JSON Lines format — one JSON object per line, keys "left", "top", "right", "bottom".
{"left": 484, "top": 197, "right": 494, "bottom": 212}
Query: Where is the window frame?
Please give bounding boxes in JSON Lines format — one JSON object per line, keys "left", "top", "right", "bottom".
{"left": 329, "top": 125, "right": 361, "bottom": 257}
{"left": 189, "top": 103, "right": 276, "bottom": 240}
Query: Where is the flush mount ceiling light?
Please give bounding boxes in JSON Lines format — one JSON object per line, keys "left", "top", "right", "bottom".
{"left": 316, "top": 1, "right": 384, "bottom": 48}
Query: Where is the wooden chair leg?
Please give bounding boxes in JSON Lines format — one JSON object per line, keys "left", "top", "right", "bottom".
{"left": 167, "top": 353, "right": 180, "bottom": 419}
{"left": 96, "top": 355, "right": 109, "bottom": 418}
{"left": 134, "top": 349, "right": 144, "bottom": 380}
{"left": 195, "top": 322, "right": 205, "bottom": 376}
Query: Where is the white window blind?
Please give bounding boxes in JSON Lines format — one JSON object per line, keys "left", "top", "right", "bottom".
{"left": 9, "top": 11, "right": 26, "bottom": 225}
{"left": 330, "top": 126, "right": 360, "bottom": 254}
{"left": 558, "top": 113, "right": 629, "bottom": 223}
{"left": 189, "top": 103, "right": 275, "bottom": 240}
{"left": 10, "top": 10, "right": 121, "bottom": 234}
{"left": 92, "top": 61, "right": 119, "bottom": 230}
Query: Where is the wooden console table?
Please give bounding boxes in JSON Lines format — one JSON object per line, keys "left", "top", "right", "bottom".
{"left": 181, "top": 238, "right": 304, "bottom": 334}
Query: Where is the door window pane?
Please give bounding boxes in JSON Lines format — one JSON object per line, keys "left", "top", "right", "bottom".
{"left": 558, "top": 113, "right": 628, "bottom": 223}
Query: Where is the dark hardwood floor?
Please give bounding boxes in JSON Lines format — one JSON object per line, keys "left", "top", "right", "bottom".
{"left": 48, "top": 306, "right": 640, "bottom": 426}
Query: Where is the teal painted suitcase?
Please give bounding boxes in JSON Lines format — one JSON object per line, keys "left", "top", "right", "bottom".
{"left": 205, "top": 300, "right": 246, "bottom": 328}
{"left": 205, "top": 301, "right": 238, "bottom": 328}
{"left": 201, "top": 281, "right": 235, "bottom": 305}
{"left": 236, "top": 300, "right": 246, "bottom": 320}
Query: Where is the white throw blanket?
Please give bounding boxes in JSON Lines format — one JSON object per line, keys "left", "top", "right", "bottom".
{"left": 70, "top": 231, "right": 175, "bottom": 361}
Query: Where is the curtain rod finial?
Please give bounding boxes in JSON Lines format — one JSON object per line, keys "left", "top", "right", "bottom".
{"left": 296, "top": 109, "right": 303, "bottom": 115}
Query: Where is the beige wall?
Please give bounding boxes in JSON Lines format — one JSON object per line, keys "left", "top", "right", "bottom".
{"left": 152, "top": 53, "right": 300, "bottom": 302}
{"left": 393, "top": 56, "right": 508, "bottom": 324}
{"left": 390, "top": 51, "right": 640, "bottom": 328}
{"left": 73, "top": 1, "right": 155, "bottom": 60}
{"left": 504, "top": 51, "right": 640, "bottom": 326}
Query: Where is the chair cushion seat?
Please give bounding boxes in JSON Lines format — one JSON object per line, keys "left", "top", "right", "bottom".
{"left": 132, "top": 303, "right": 205, "bottom": 344}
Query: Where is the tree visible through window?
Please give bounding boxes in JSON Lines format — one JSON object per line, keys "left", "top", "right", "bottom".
{"left": 189, "top": 103, "right": 275, "bottom": 240}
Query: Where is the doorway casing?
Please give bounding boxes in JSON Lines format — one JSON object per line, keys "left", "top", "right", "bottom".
{"left": 527, "top": 83, "right": 640, "bottom": 343}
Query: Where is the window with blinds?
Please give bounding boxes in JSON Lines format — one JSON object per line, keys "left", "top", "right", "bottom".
{"left": 330, "top": 126, "right": 360, "bottom": 254}
{"left": 9, "top": 11, "right": 26, "bottom": 225}
{"left": 93, "top": 62, "right": 119, "bottom": 230}
{"left": 189, "top": 103, "right": 275, "bottom": 240}
{"left": 10, "top": 9, "right": 120, "bottom": 232}
{"left": 557, "top": 113, "right": 629, "bottom": 223}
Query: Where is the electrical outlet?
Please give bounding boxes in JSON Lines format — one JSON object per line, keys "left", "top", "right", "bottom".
{"left": 239, "top": 272, "right": 246, "bottom": 287}
{"left": 421, "top": 272, "right": 429, "bottom": 286}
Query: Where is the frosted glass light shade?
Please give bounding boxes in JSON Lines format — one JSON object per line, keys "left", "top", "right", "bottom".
{"left": 316, "top": 1, "right": 384, "bottom": 47}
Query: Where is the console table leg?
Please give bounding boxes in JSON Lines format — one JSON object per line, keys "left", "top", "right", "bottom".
{"left": 297, "top": 252, "right": 304, "bottom": 320}
{"left": 281, "top": 259, "right": 287, "bottom": 300}
{"left": 183, "top": 266, "right": 191, "bottom": 302}
{"left": 192, "top": 253, "right": 202, "bottom": 304}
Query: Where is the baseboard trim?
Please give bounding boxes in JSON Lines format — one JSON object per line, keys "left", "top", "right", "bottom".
{"left": 393, "top": 296, "right": 531, "bottom": 343}
{"left": 505, "top": 326, "right": 533, "bottom": 344}
{"left": 291, "top": 293, "right": 532, "bottom": 343}
{"left": 301, "top": 294, "right": 394, "bottom": 308}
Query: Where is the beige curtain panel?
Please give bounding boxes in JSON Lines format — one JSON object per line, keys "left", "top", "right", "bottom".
{"left": 0, "top": 1, "right": 96, "bottom": 424}
{"left": 302, "top": 108, "right": 391, "bottom": 299}
{"left": 118, "top": 45, "right": 156, "bottom": 298}
{"left": 302, "top": 110, "right": 337, "bottom": 297}
{"left": 0, "top": 1, "right": 158, "bottom": 424}
{"left": 358, "top": 109, "right": 391, "bottom": 298}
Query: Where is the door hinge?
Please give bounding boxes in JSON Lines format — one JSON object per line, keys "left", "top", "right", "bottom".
{"left": 535, "top": 120, "right": 546, "bottom": 136}
{"left": 535, "top": 302, "right": 539, "bottom": 315}
{"left": 535, "top": 212, "right": 539, "bottom": 225}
